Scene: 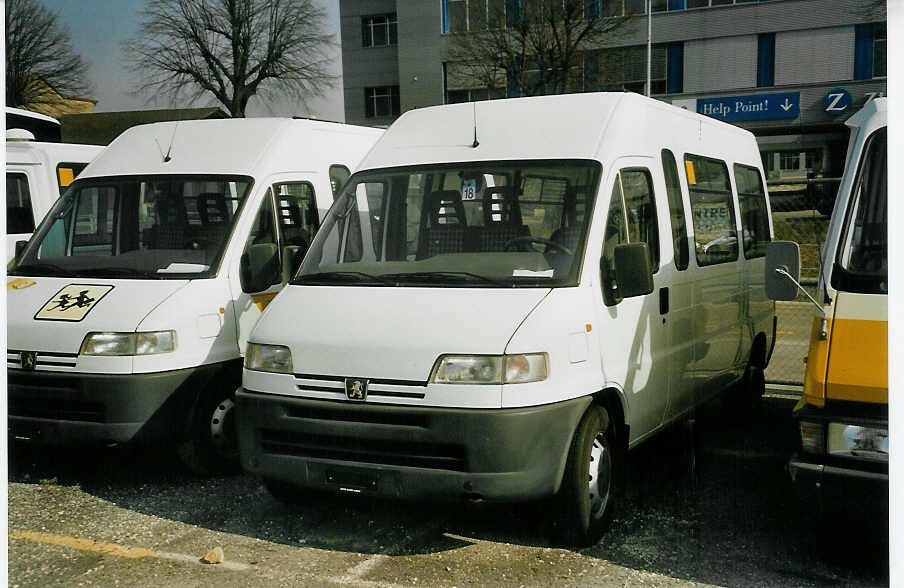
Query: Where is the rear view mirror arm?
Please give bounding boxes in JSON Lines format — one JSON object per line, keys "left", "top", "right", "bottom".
{"left": 774, "top": 266, "right": 828, "bottom": 340}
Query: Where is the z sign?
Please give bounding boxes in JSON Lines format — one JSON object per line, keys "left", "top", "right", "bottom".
{"left": 823, "top": 88, "right": 852, "bottom": 115}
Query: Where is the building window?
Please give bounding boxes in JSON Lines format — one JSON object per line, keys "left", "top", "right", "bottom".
{"left": 756, "top": 33, "right": 775, "bottom": 87}
{"left": 443, "top": 0, "right": 506, "bottom": 33}
{"left": 362, "top": 13, "right": 397, "bottom": 47}
{"left": 446, "top": 87, "right": 506, "bottom": 104}
{"left": 365, "top": 86, "right": 401, "bottom": 118}
{"left": 855, "top": 22, "right": 885, "bottom": 79}
{"left": 585, "top": 45, "right": 667, "bottom": 94}
{"left": 603, "top": 0, "right": 647, "bottom": 17}
{"left": 686, "top": 0, "right": 757, "bottom": 6}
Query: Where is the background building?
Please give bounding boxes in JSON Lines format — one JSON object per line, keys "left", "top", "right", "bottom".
{"left": 340, "top": 0, "right": 886, "bottom": 204}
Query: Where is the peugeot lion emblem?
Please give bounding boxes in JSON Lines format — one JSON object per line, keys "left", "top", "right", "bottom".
{"left": 20, "top": 351, "right": 37, "bottom": 371}
{"left": 345, "top": 378, "right": 368, "bottom": 401}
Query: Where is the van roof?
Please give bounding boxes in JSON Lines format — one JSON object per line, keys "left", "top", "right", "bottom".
{"left": 358, "top": 92, "right": 756, "bottom": 171}
{"left": 80, "top": 118, "right": 384, "bottom": 180}
{"left": 6, "top": 140, "right": 103, "bottom": 166}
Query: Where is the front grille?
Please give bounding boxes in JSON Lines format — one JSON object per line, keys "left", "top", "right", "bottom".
{"left": 284, "top": 405, "right": 429, "bottom": 428}
{"left": 9, "top": 396, "right": 105, "bottom": 423}
{"left": 260, "top": 429, "right": 467, "bottom": 471}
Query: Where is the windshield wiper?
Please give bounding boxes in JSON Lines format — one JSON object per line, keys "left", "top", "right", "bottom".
{"left": 9, "top": 262, "right": 69, "bottom": 276}
{"left": 380, "top": 271, "right": 510, "bottom": 288}
{"left": 74, "top": 267, "right": 160, "bottom": 279}
{"left": 294, "top": 271, "right": 394, "bottom": 286}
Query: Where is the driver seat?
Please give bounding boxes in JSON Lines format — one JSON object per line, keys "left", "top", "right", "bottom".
{"left": 480, "top": 187, "right": 529, "bottom": 251}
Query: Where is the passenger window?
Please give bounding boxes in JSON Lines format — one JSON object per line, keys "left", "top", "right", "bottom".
{"left": 685, "top": 154, "right": 738, "bottom": 266}
{"left": 329, "top": 165, "right": 351, "bottom": 196}
{"left": 661, "top": 150, "right": 689, "bottom": 270}
{"left": 733, "top": 163, "right": 771, "bottom": 258}
{"left": 6, "top": 172, "right": 35, "bottom": 234}
{"left": 274, "top": 182, "right": 319, "bottom": 253}
{"left": 620, "top": 169, "right": 659, "bottom": 272}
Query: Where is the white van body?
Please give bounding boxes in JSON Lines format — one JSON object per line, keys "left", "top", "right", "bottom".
{"left": 6, "top": 133, "right": 104, "bottom": 260}
{"left": 236, "top": 93, "right": 776, "bottom": 542}
{"left": 7, "top": 118, "right": 383, "bottom": 473}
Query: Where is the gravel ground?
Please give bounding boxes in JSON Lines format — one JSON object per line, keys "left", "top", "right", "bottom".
{"left": 7, "top": 394, "right": 889, "bottom": 587}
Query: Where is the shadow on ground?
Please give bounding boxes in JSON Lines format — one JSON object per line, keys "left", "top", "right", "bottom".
{"left": 8, "top": 395, "right": 888, "bottom": 586}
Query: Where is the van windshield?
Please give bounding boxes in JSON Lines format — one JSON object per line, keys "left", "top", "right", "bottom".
{"left": 10, "top": 175, "right": 252, "bottom": 279}
{"left": 296, "top": 160, "right": 600, "bottom": 288}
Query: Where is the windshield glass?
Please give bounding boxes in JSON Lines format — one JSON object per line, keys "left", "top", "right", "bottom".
{"left": 11, "top": 175, "right": 253, "bottom": 279}
{"left": 297, "top": 160, "right": 600, "bottom": 288}
{"left": 835, "top": 127, "right": 887, "bottom": 294}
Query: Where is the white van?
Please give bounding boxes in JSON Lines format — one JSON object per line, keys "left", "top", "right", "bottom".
{"left": 7, "top": 118, "right": 383, "bottom": 474}
{"left": 236, "top": 93, "right": 776, "bottom": 544}
{"left": 6, "top": 127, "right": 104, "bottom": 261}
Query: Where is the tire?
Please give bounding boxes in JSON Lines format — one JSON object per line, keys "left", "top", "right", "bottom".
{"left": 176, "top": 389, "right": 241, "bottom": 476}
{"left": 728, "top": 362, "right": 765, "bottom": 417}
{"left": 554, "top": 405, "right": 615, "bottom": 547}
{"left": 262, "top": 477, "right": 304, "bottom": 505}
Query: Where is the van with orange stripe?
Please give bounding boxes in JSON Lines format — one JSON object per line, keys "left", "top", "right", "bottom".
{"left": 766, "top": 98, "right": 887, "bottom": 514}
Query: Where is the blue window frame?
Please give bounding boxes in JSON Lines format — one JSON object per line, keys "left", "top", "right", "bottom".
{"left": 667, "top": 42, "right": 684, "bottom": 93}
{"left": 757, "top": 33, "right": 775, "bottom": 87}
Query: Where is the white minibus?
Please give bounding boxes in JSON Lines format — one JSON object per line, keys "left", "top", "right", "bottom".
{"left": 236, "top": 93, "right": 776, "bottom": 544}
{"left": 7, "top": 118, "right": 382, "bottom": 474}
{"left": 6, "top": 124, "right": 104, "bottom": 261}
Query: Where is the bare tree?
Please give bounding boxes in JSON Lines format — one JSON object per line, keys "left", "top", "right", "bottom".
{"left": 124, "top": 0, "right": 335, "bottom": 117}
{"left": 5, "top": 0, "right": 92, "bottom": 110}
{"left": 445, "top": 0, "right": 632, "bottom": 98}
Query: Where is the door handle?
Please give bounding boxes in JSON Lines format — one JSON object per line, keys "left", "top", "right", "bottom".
{"left": 659, "top": 287, "right": 669, "bottom": 315}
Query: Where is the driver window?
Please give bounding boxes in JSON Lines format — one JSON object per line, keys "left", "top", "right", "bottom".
{"left": 601, "top": 178, "right": 627, "bottom": 306}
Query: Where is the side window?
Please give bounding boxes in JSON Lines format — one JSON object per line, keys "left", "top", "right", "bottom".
{"left": 733, "top": 163, "right": 771, "bottom": 258}
{"left": 685, "top": 154, "right": 738, "bottom": 266}
{"left": 329, "top": 165, "right": 351, "bottom": 196}
{"left": 56, "top": 162, "right": 89, "bottom": 194}
{"left": 274, "top": 182, "right": 318, "bottom": 252}
{"left": 72, "top": 186, "right": 118, "bottom": 256}
{"left": 661, "top": 149, "right": 689, "bottom": 270}
{"left": 243, "top": 189, "right": 280, "bottom": 288}
{"left": 601, "top": 179, "right": 628, "bottom": 306}
{"left": 6, "top": 172, "right": 35, "bottom": 234}
{"left": 620, "top": 169, "right": 660, "bottom": 272}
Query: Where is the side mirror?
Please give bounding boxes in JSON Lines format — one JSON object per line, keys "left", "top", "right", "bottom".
{"left": 281, "top": 245, "right": 305, "bottom": 283}
{"left": 764, "top": 241, "right": 801, "bottom": 301}
{"left": 613, "top": 242, "right": 654, "bottom": 299}
{"left": 15, "top": 240, "right": 28, "bottom": 260}
{"left": 240, "top": 243, "right": 279, "bottom": 293}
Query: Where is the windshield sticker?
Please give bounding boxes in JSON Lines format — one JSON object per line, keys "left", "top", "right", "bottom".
{"left": 512, "top": 269, "right": 555, "bottom": 278}
{"left": 7, "top": 278, "right": 37, "bottom": 291}
{"left": 461, "top": 179, "right": 477, "bottom": 201}
{"left": 685, "top": 161, "right": 697, "bottom": 185}
{"left": 35, "top": 284, "right": 114, "bottom": 322}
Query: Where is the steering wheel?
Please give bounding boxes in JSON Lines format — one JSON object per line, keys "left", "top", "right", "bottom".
{"left": 503, "top": 236, "right": 573, "bottom": 256}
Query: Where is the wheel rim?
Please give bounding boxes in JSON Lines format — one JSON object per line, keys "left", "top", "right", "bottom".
{"left": 209, "top": 397, "right": 237, "bottom": 457}
{"left": 588, "top": 433, "right": 612, "bottom": 521}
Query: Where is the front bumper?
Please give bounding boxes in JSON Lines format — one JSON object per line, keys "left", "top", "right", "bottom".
{"left": 788, "top": 401, "right": 888, "bottom": 516}
{"left": 236, "top": 389, "right": 592, "bottom": 502}
{"left": 8, "top": 362, "right": 235, "bottom": 445}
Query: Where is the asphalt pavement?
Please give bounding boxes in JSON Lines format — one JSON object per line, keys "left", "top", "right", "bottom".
{"left": 7, "top": 393, "right": 889, "bottom": 587}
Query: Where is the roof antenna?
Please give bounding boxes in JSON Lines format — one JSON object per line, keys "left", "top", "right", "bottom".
{"left": 154, "top": 122, "right": 178, "bottom": 163}
{"left": 471, "top": 102, "right": 479, "bottom": 148}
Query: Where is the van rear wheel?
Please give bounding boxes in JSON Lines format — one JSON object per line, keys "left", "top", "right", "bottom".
{"left": 554, "top": 405, "right": 615, "bottom": 547}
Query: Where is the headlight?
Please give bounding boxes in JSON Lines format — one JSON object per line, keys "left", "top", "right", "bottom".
{"left": 799, "top": 421, "right": 825, "bottom": 454}
{"left": 430, "top": 353, "right": 547, "bottom": 384}
{"left": 80, "top": 331, "right": 176, "bottom": 356}
{"left": 245, "top": 343, "right": 293, "bottom": 374}
{"left": 828, "top": 423, "right": 888, "bottom": 462}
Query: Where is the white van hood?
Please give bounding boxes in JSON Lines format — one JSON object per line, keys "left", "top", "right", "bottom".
{"left": 251, "top": 286, "right": 550, "bottom": 381}
{"left": 7, "top": 277, "right": 188, "bottom": 354}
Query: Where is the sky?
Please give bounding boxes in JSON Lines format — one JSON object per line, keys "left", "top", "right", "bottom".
{"left": 41, "top": 0, "right": 345, "bottom": 121}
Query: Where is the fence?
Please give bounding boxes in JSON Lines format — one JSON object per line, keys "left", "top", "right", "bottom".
{"left": 763, "top": 179, "right": 839, "bottom": 386}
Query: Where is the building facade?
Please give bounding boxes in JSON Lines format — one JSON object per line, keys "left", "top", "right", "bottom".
{"left": 340, "top": 0, "right": 886, "bottom": 197}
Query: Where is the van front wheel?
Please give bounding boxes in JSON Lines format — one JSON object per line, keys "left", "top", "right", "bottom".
{"left": 554, "top": 405, "right": 615, "bottom": 546}
{"left": 177, "top": 389, "right": 241, "bottom": 476}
